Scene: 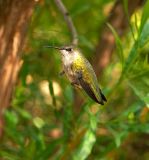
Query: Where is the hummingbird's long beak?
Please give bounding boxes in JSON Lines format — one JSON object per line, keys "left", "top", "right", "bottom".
{"left": 44, "top": 46, "right": 63, "bottom": 50}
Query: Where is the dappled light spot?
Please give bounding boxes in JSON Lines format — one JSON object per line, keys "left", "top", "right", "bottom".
{"left": 13, "top": 32, "right": 21, "bottom": 57}
{"left": 0, "top": 25, "right": 5, "bottom": 58}
{"left": 33, "top": 117, "right": 45, "bottom": 129}
{"left": 0, "top": 25, "right": 4, "bottom": 38}
{"left": 103, "top": 2, "right": 114, "bottom": 16}
{"left": 48, "top": 128, "right": 63, "bottom": 139}
{"left": 97, "top": 128, "right": 110, "bottom": 136}
{"left": 26, "top": 74, "right": 34, "bottom": 84}
{"left": 90, "top": 104, "right": 100, "bottom": 114}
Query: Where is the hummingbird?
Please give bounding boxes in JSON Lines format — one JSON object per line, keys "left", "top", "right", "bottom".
{"left": 45, "top": 45, "right": 107, "bottom": 105}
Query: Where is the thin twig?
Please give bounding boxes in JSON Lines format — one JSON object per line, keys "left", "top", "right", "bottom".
{"left": 54, "top": 0, "right": 78, "bottom": 46}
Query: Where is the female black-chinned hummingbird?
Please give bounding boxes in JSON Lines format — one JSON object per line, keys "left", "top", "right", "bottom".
{"left": 45, "top": 45, "right": 107, "bottom": 105}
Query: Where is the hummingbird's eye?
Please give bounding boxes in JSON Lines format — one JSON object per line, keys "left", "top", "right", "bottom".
{"left": 65, "top": 48, "right": 72, "bottom": 52}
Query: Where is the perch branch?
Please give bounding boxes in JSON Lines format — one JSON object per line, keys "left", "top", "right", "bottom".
{"left": 54, "top": 0, "right": 78, "bottom": 46}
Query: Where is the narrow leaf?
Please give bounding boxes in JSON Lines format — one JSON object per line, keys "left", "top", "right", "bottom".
{"left": 107, "top": 23, "right": 124, "bottom": 66}
{"left": 140, "top": 0, "right": 149, "bottom": 33}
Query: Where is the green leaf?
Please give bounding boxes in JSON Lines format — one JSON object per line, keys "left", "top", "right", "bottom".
{"left": 139, "top": 19, "right": 149, "bottom": 48}
{"left": 123, "top": 0, "right": 136, "bottom": 40}
{"left": 15, "top": 107, "right": 32, "bottom": 120}
{"left": 107, "top": 23, "right": 124, "bottom": 66}
{"left": 121, "top": 42, "right": 139, "bottom": 77}
{"left": 79, "top": 35, "right": 94, "bottom": 50}
{"left": 5, "top": 110, "right": 18, "bottom": 127}
{"left": 119, "top": 101, "right": 143, "bottom": 119}
{"left": 37, "top": 139, "right": 62, "bottom": 160}
{"left": 121, "top": 19, "right": 149, "bottom": 78}
{"left": 129, "top": 79, "right": 149, "bottom": 107}
{"left": 124, "top": 20, "right": 149, "bottom": 107}
{"left": 71, "top": 3, "right": 91, "bottom": 17}
{"left": 108, "top": 127, "right": 127, "bottom": 147}
{"left": 49, "top": 81, "right": 56, "bottom": 106}
{"left": 64, "top": 85, "right": 74, "bottom": 103}
{"left": 0, "top": 151, "right": 20, "bottom": 160}
{"left": 127, "top": 123, "right": 149, "bottom": 133}
{"left": 140, "top": 0, "right": 149, "bottom": 33}
{"left": 72, "top": 105, "right": 98, "bottom": 160}
{"left": 4, "top": 110, "right": 24, "bottom": 145}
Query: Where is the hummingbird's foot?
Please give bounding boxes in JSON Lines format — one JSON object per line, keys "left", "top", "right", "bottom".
{"left": 59, "top": 70, "right": 65, "bottom": 76}
{"left": 71, "top": 82, "right": 81, "bottom": 89}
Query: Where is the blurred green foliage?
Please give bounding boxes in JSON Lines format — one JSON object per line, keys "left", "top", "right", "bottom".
{"left": 1, "top": 0, "right": 149, "bottom": 160}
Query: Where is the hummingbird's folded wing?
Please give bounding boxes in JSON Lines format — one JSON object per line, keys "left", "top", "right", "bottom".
{"left": 78, "top": 76, "right": 104, "bottom": 105}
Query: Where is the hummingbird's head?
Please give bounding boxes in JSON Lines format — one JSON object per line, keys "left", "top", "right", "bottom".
{"left": 58, "top": 46, "right": 74, "bottom": 57}
{"left": 44, "top": 45, "right": 78, "bottom": 58}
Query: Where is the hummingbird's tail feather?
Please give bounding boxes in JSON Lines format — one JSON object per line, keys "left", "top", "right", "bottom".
{"left": 100, "top": 91, "right": 107, "bottom": 102}
{"left": 79, "top": 78, "right": 104, "bottom": 105}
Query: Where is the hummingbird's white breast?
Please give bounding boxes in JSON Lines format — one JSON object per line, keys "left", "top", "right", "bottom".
{"left": 61, "top": 50, "right": 78, "bottom": 83}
